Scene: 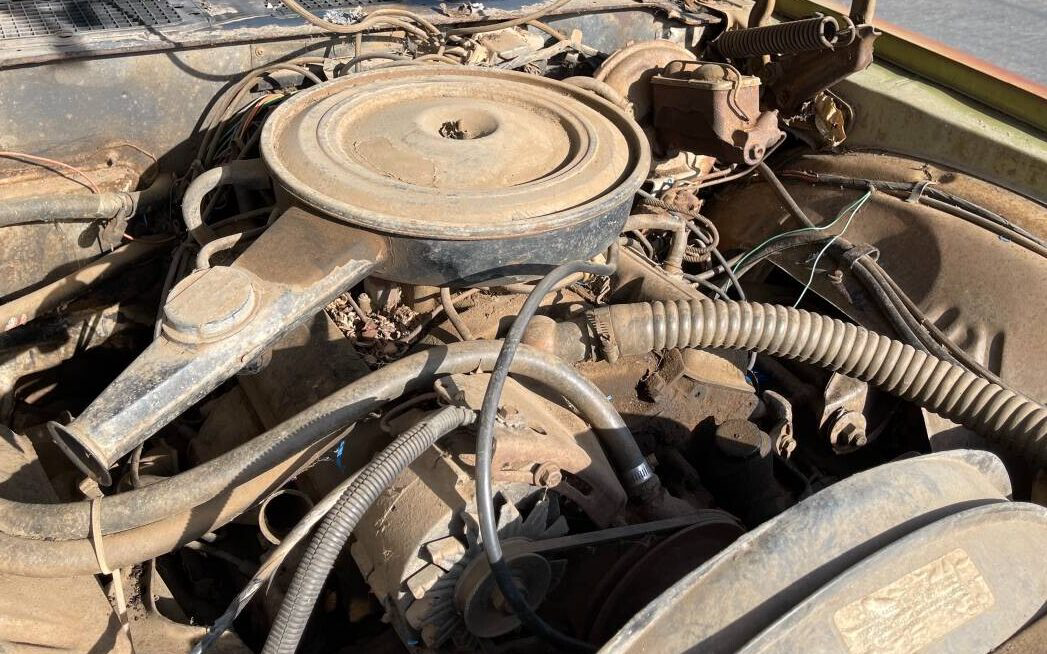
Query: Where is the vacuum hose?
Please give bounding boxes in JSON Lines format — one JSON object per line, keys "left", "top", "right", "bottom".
{"left": 262, "top": 406, "right": 476, "bottom": 654}
{"left": 0, "top": 173, "right": 171, "bottom": 228}
{"left": 589, "top": 299, "right": 1047, "bottom": 466}
{"left": 0, "top": 342, "right": 638, "bottom": 576}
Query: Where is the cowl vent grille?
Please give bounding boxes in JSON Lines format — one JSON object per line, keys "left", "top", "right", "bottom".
{"left": 0, "top": 0, "right": 182, "bottom": 40}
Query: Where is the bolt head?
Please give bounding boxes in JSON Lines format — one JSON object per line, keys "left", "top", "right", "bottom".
{"left": 534, "top": 463, "right": 562, "bottom": 487}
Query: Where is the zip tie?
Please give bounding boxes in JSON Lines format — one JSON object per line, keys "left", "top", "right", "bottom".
{"left": 841, "top": 242, "right": 880, "bottom": 268}
{"left": 906, "top": 179, "right": 935, "bottom": 204}
{"left": 91, "top": 497, "right": 134, "bottom": 649}
{"left": 90, "top": 496, "right": 111, "bottom": 574}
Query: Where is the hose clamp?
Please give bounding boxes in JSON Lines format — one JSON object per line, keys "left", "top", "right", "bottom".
{"left": 621, "top": 461, "right": 655, "bottom": 488}
{"left": 587, "top": 309, "right": 619, "bottom": 363}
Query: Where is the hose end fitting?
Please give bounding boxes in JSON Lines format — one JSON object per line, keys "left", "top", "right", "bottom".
{"left": 47, "top": 421, "right": 113, "bottom": 486}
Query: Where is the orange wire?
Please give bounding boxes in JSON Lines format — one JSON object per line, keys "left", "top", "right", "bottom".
{"left": 237, "top": 94, "right": 281, "bottom": 141}
{"left": 0, "top": 150, "right": 101, "bottom": 193}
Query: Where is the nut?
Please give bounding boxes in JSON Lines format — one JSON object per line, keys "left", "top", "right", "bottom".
{"left": 533, "top": 463, "right": 562, "bottom": 487}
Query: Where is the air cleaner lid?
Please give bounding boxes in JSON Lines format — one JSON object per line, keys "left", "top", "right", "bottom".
{"left": 260, "top": 66, "right": 649, "bottom": 240}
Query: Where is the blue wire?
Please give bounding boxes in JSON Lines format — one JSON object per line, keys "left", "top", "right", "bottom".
{"left": 334, "top": 441, "right": 346, "bottom": 470}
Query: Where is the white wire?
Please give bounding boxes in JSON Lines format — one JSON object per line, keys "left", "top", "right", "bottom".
{"left": 192, "top": 468, "right": 361, "bottom": 653}
{"left": 792, "top": 188, "right": 874, "bottom": 307}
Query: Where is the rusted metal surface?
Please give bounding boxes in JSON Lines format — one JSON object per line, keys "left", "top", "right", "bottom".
{"left": 0, "top": 0, "right": 716, "bottom": 68}
{"left": 776, "top": 0, "right": 1047, "bottom": 132}
{"left": 0, "top": 10, "right": 676, "bottom": 178}
{"left": 764, "top": 23, "right": 879, "bottom": 114}
{"left": 577, "top": 349, "right": 758, "bottom": 450}
{"left": 613, "top": 244, "right": 713, "bottom": 303}
{"left": 0, "top": 39, "right": 352, "bottom": 173}
{"left": 0, "top": 237, "right": 169, "bottom": 332}
{"left": 350, "top": 373, "right": 625, "bottom": 646}
{"left": 49, "top": 208, "right": 381, "bottom": 484}
{"left": 651, "top": 61, "right": 783, "bottom": 165}
{"left": 48, "top": 58, "right": 656, "bottom": 482}
{"left": 714, "top": 14, "right": 844, "bottom": 58}
{"left": 704, "top": 151, "right": 1047, "bottom": 403}
{"left": 0, "top": 0, "right": 1040, "bottom": 647}
{"left": 0, "top": 143, "right": 160, "bottom": 300}
{"left": 593, "top": 39, "right": 696, "bottom": 121}
{"left": 261, "top": 65, "right": 644, "bottom": 232}
{"left": 434, "top": 372, "right": 627, "bottom": 526}
{"left": 762, "top": 390, "right": 796, "bottom": 457}
{"left": 819, "top": 373, "right": 871, "bottom": 452}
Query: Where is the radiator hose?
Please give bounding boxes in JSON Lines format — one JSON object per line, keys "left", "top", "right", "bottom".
{"left": 589, "top": 299, "right": 1047, "bottom": 466}
{"left": 0, "top": 342, "right": 637, "bottom": 576}
{"left": 262, "top": 406, "right": 476, "bottom": 654}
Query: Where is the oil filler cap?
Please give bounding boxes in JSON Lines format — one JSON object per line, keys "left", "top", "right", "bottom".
{"left": 162, "top": 266, "right": 257, "bottom": 344}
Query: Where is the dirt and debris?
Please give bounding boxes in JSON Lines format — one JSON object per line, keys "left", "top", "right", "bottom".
{"left": 326, "top": 292, "right": 421, "bottom": 368}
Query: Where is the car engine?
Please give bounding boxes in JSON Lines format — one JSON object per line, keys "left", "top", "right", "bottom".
{"left": 0, "top": 0, "right": 1045, "bottom": 651}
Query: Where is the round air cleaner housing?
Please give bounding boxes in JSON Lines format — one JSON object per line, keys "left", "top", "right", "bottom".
{"left": 260, "top": 65, "right": 650, "bottom": 285}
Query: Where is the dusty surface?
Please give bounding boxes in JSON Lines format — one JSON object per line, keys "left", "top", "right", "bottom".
{"left": 326, "top": 292, "right": 421, "bottom": 367}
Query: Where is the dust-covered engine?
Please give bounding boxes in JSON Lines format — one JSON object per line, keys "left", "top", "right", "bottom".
{"left": 0, "top": 0, "right": 1046, "bottom": 652}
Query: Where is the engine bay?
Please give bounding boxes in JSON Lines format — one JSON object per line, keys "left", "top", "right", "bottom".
{"left": 0, "top": 0, "right": 1045, "bottom": 651}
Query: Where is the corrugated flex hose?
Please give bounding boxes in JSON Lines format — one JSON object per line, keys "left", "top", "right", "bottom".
{"left": 262, "top": 405, "right": 476, "bottom": 654}
{"left": 590, "top": 300, "right": 1047, "bottom": 466}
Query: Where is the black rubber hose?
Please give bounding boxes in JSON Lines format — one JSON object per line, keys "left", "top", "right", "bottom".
{"left": 848, "top": 256, "right": 930, "bottom": 351}
{"left": 757, "top": 162, "right": 818, "bottom": 228}
{"left": 0, "top": 173, "right": 171, "bottom": 227}
{"left": 262, "top": 406, "right": 476, "bottom": 654}
{"left": 856, "top": 257, "right": 1010, "bottom": 388}
{"left": 591, "top": 299, "right": 1047, "bottom": 466}
{"left": 778, "top": 170, "right": 1047, "bottom": 256}
{"left": 0, "top": 342, "right": 638, "bottom": 576}
{"left": 476, "top": 260, "right": 629, "bottom": 653}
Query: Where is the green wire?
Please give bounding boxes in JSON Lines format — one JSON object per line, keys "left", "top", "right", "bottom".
{"left": 731, "top": 190, "right": 873, "bottom": 275}
{"left": 791, "top": 188, "right": 874, "bottom": 307}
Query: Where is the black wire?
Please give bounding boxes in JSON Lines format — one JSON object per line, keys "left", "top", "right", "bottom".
{"left": 475, "top": 259, "right": 614, "bottom": 653}
{"left": 757, "top": 162, "right": 817, "bottom": 228}
{"left": 687, "top": 222, "right": 748, "bottom": 301}
{"left": 850, "top": 252, "right": 1013, "bottom": 388}
{"left": 683, "top": 273, "right": 729, "bottom": 299}
{"left": 724, "top": 167, "right": 1022, "bottom": 389}
{"left": 777, "top": 171, "right": 1047, "bottom": 256}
